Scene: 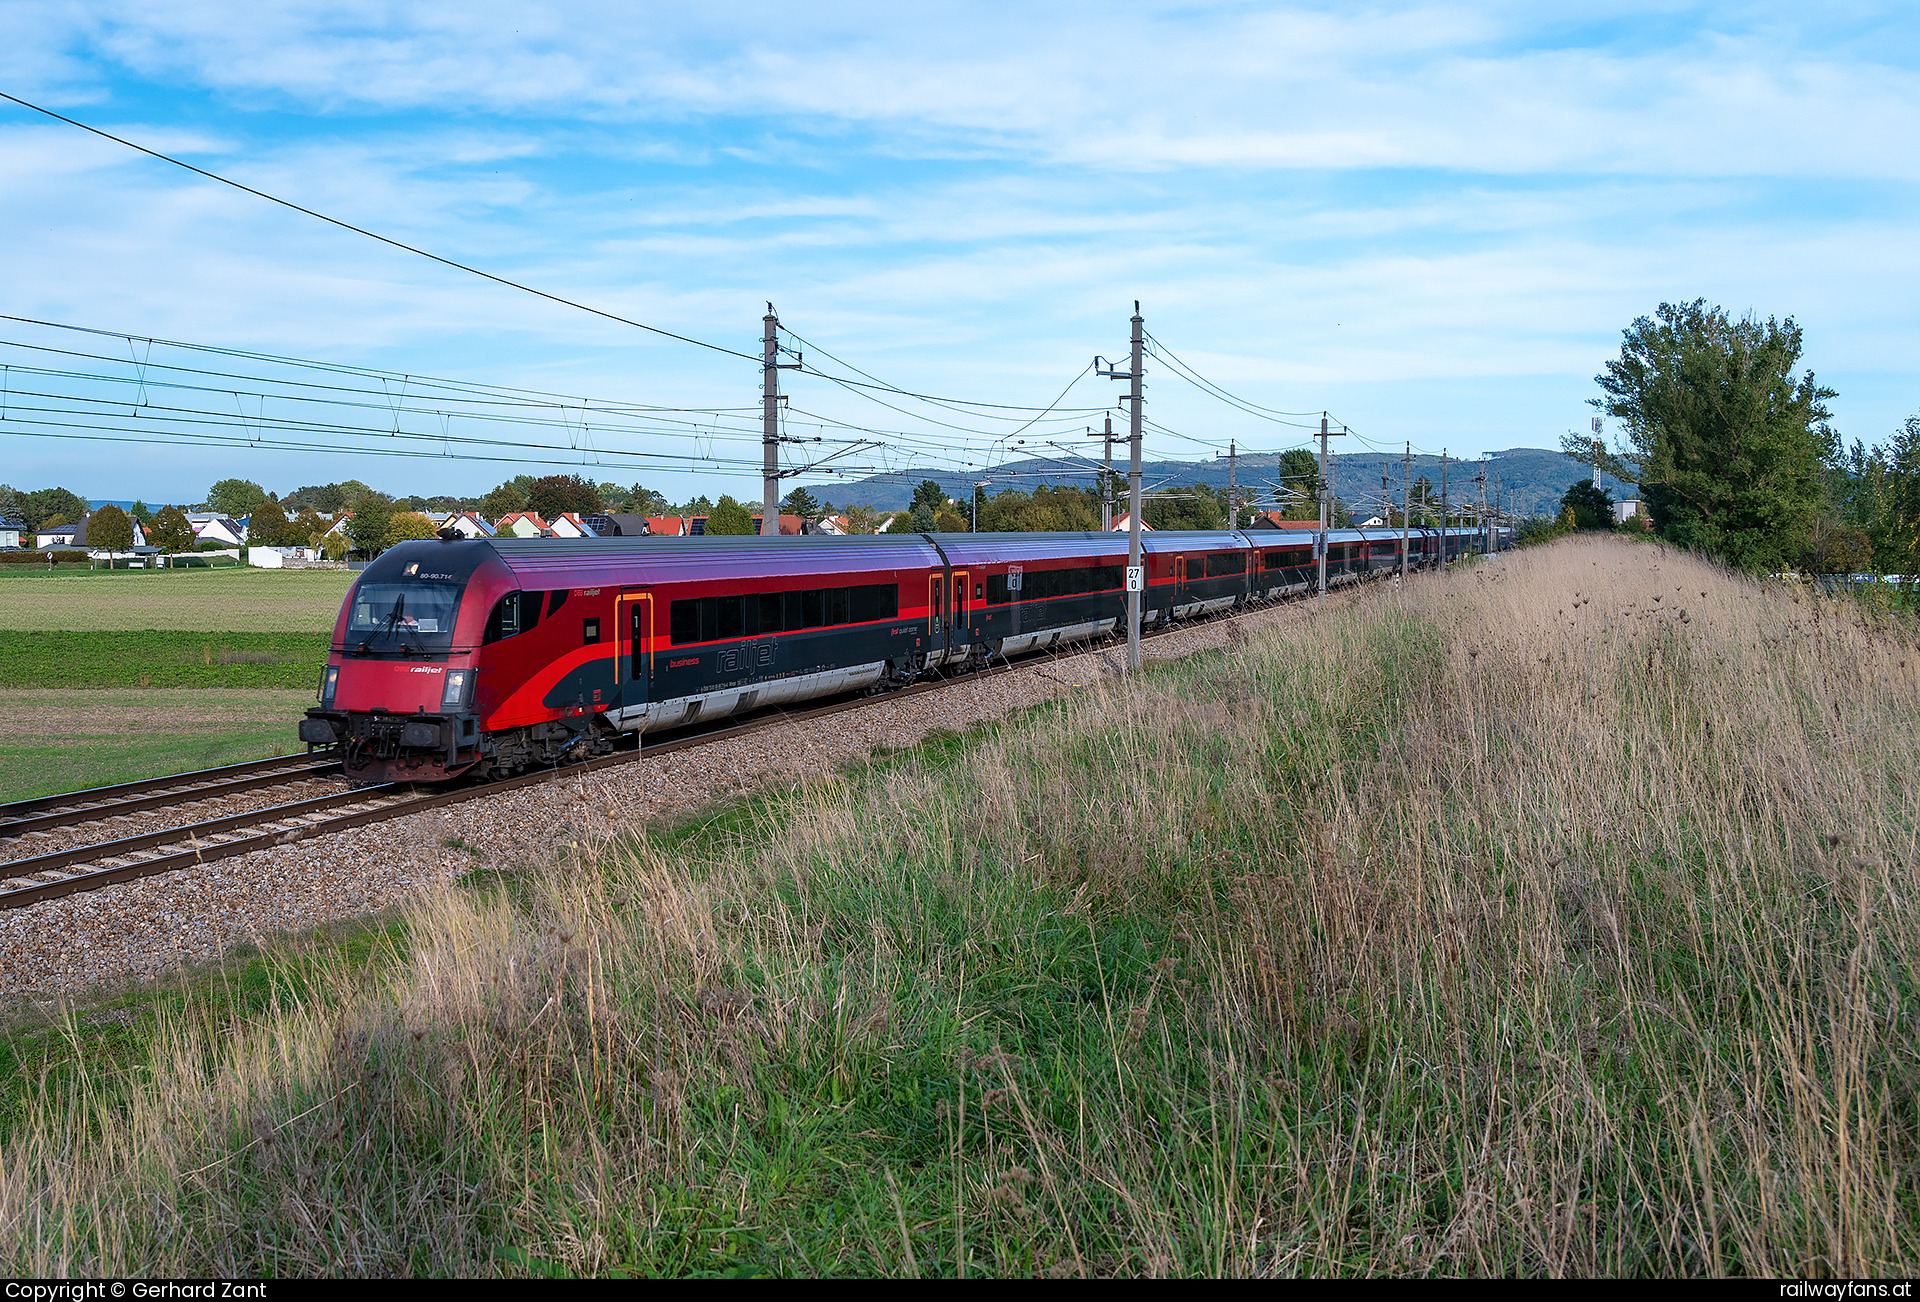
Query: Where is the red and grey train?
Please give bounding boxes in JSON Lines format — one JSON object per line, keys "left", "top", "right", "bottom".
{"left": 301, "top": 524, "right": 1508, "bottom": 784}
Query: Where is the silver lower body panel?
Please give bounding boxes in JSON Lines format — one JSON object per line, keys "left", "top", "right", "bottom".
{"left": 610, "top": 661, "right": 888, "bottom": 734}
{"left": 1172, "top": 595, "right": 1238, "bottom": 618}
{"left": 998, "top": 618, "right": 1116, "bottom": 656}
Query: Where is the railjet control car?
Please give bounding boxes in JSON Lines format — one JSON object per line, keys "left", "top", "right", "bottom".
{"left": 301, "top": 525, "right": 1508, "bottom": 784}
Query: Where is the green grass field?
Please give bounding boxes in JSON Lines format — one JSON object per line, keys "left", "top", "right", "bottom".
{"left": 0, "top": 689, "right": 314, "bottom": 803}
{"left": 0, "top": 567, "right": 352, "bottom": 633}
{"left": 0, "top": 631, "right": 329, "bottom": 690}
{"left": 0, "top": 567, "right": 345, "bottom": 794}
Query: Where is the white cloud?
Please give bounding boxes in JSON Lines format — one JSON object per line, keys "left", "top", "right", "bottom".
{"left": 8, "top": 3, "right": 1916, "bottom": 177}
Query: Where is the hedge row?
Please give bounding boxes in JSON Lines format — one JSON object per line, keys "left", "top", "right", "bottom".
{"left": 1, "top": 551, "right": 88, "bottom": 565}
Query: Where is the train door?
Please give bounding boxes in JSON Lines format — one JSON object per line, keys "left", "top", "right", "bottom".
{"left": 951, "top": 569, "right": 970, "bottom": 644}
{"left": 616, "top": 589, "right": 653, "bottom": 704}
{"left": 927, "top": 570, "right": 946, "bottom": 661}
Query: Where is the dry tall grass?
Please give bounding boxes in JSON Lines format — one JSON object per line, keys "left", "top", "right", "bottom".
{"left": 2, "top": 535, "right": 1914, "bottom": 1276}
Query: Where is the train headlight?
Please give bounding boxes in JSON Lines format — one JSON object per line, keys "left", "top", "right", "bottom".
{"left": 320, "top": 665, "right": 339, "bottom": 706}
{"left": 442, "top": 668, "right": 469, "bottom": 708}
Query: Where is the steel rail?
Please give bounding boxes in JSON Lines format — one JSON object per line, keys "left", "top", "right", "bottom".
{"left": 0, "top": 565, "right": 1422, "bottom": 911}
{"left": 0, "top": 759, "right": 345, "bottom": 838}
{"left": 0, "top": 749, "right": 340, "bottom": 822}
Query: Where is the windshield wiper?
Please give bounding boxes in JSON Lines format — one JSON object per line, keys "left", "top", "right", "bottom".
{"left": 382, "top": 595, "right": 432, "bottom": 657}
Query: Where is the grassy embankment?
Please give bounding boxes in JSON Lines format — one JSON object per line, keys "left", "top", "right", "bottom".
{"left": 2, "top": 535, "right": 1915, "bottom": 1276}
{"left": 0, "top": 567, "right": 349, "bottom": 801}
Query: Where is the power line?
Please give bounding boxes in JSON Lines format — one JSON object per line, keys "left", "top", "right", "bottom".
{"left": 0, "top": 93, "right": 762, "bottom": 364}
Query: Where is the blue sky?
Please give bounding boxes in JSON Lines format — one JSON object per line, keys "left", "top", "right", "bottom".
{"left": 2, "top": 1, "right": 1916, "bottom": 507}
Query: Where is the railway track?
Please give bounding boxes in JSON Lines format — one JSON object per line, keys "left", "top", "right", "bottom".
{"left": 0, "top": 579, "right": 1392, "bottom": 912}
{"left": 0, "top": 751, "right": 344, "bottom": 839}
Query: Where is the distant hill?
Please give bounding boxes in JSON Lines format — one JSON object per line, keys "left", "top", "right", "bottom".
{"left": 816, "top": 447, "right": 1633, "bottom": 520}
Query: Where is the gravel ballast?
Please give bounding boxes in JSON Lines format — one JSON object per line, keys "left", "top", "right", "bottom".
{"left": 0, "top": 590, "right": 1370, "bottom": 1000}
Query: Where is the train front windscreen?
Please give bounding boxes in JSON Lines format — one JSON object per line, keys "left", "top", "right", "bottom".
{"left": 346, "top": 581, "right": 464, "bottom": 653}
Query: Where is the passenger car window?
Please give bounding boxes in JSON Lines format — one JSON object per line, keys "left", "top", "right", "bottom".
{"left": 484, "top": 591, "right": 529, "bottom": 644}
{"left": 670, "top": 599, "right": 700, "bottom": 645}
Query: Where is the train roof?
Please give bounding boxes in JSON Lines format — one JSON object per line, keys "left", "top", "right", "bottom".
{"left": 483, "top": 531, "right": 942, "bottom": 587}
{"left": 372, "top": 526, "right": 1504, "bottom": 593}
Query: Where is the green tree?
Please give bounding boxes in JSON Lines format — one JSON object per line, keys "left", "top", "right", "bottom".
{"left": 289, "top": 507, "right": 329, "bottom": 547}
{"left": 1559, "top": 479, "right": 1616, "bottom": 531}
{"left": 384, "top": 511, "right": 439, "bottom": 548}
{"left": 907, "top": 504, "right": 937, "bottom": 532}
{"left": 247, "top": 497, "right": 292, "bottom": 546}
{"left": 911, "top": 480, "right": 949, "bottom": 516}
{"left": 616, "top": 484, "right": 670, "bottom": 517}
{"left": 0, "top": 484, "right": 21, "bottom": 522}
{"left": 528, "top": 475, "right": 601, "bottom": 521}
{"left": 88, "top": 504, "right": 134, "bottom": 553}
{"left": 1145, "top": 483, "right": 1227, "bottom": 531}
{"left": 1276, "top": 449, "right": 1323, "bottom": 516}
{"left": 345, "top": 494, "right": 395, "bottom": 557}
{"left": 977, "top": 485, "right": 1101, "bottom": 533}
{"left": 844, "top": 504, "right": 885, "bottom": 535}
{"left": 129, "top": 499, "right": 153, "bottom": 526}
{"left": 1577, "top": 299, "right": 1836, "bottom": 572}
{"left": 933, "top": 508, "right": 969, "bottom": 533}
{"left": 678, "top": 495, "right": 714, "bottom": 515}
{"left": 287, "top": 480, "right": 372, "bottom": 515}
{"left": 781, "top": 487, "right": 822, "bottom": 521}
{"left": 1833, "top": 417, "right": 1920, "bottom": 579}
{"left": 148, "top": 506, "right": 196, "bottom": 553}
{"left": 206, "top": 478, "right": 271, "bottom": 519}
{"left": 704, "top": 495, "right": 756, "bottom": 535}
{"left": 25, "top": 487, "right": 87, "bottom": 532}
{"left": 481, "top": 480, "right": 529, "bottom": 524}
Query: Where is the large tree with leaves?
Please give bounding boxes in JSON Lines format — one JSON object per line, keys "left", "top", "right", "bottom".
{"left": 24, "top": 487, "right": 88, "bottom": 532}
{"left": 1145, "top": 483, "right": 1227, "bottom": 531}
{"left": 345, "top": 494, "right": 395, "bottom": 557}
{"left": 1559, "top": 479, "right": 1615, "bottom": 531}
{"left": 910, "top": 480, "right": 950, "bottom": 516}
{"left": 1574, "top": 300, "right": 1836, "bottom": 572}
{"left": 1275, "top": 449, "right": 1323, "bottom": 517}
{"left": 88, "top": 504, "right": 134, "bottom": 553}
{"left": 247, "top": 497, "right": 292, "bottom": 546}
{"left": 781, "top": 487, "right": 821, "bottom": 521}
{"left": 704, "top": 495, "right": 756, "bottom": 535}
{"left": 527, "top": 475, "right": 601, "bottom": 521}
{"left": 148, "top": 506, "right": 196, "bottom": 553}
{"left": 205, "top": 478, "right": 271, "bottom": 519}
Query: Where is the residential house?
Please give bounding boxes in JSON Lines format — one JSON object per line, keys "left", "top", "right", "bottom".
{"left": 494, "top": 512, "right": 550, "bottom": 538}
{"left": 438, "top": 511, "right": 496, "bottom": 539}
{"left": 34, "top": 513, "right": 149, "bottom": 550}
{"left": 1245, "top": 512, "right": 1319, "bottom": 531}
{"left": 1613, "top": 499, "right": 1645, "bottom": 525}
{"left": 549, "top": 512, "right": 599, "bottom": 539}
{"left": 816, "top": 515, "right": 849, "bottom": 535}
{"left": 595, "top": 513, "right": 674, "bottom": 536}
{"left": 1107, "top": 513, "right": 1156, "bottom": 532}
{"left": 0, "top": 517, "right": 24, "bottom": 549}
{"left": 35, "top": 516, "right": 85, "bottom": 548}
{"left": 185, "top": 513, "right": 247, "bottom": 547}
